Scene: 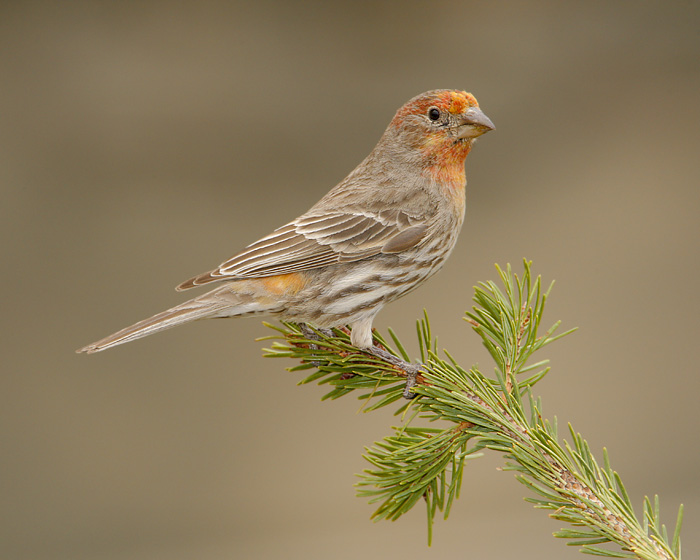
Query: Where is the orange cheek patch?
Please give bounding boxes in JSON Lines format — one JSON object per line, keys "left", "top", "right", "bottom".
{"left": 260, "top": 273, "right": 308, "bottom": 295}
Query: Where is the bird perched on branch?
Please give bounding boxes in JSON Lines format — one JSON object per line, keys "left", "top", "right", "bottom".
{"left": 78, "top": 89, "right": 494, "bottom": 394}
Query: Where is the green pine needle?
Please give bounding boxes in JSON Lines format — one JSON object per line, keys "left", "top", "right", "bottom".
{"left": 260, "top": 260, "right": 683, "bottom": 558}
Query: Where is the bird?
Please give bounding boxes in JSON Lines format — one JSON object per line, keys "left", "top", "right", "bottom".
{"left": 77, "top": 89, "right": 494, "bottom": 391}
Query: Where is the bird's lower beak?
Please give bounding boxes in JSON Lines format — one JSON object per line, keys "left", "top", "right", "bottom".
{"left": 456, "top": 107, "right": 495, "bottom": 139}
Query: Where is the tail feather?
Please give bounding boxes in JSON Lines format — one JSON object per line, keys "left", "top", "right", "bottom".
{"left": 76, "top": 287, "right": 258, "bottom": 354}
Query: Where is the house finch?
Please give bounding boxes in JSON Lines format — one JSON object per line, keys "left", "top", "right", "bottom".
{"left": 78, "top": 89, "right": 494, "bottom": 391}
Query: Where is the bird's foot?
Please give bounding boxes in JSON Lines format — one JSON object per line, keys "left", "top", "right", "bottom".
{"left": 368, "top": 346, "right": 423, "bottom": 399}
{"left": 298, "top": 323, "right": 334, "bottom": 366}
{"left": 298, "top": 323, "right": 334, "bottom": 344}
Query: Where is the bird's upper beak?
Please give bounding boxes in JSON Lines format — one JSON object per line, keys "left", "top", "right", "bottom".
{"left": 456, "top": 107, "right": 495, "bottom": 139}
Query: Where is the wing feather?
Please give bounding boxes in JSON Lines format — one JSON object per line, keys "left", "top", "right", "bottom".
{"left": 176, "top": 209, "right": 429, "bottom": 290}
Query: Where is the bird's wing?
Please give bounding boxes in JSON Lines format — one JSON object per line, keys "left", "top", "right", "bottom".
{"left": 176, "top": 209, "right": 428, "bottom": 290}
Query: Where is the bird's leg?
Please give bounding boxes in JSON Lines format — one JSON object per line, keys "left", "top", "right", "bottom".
{"left": 368, "top": 345, "right": 422, "bottom": 399}
{"left": 301, "top": 321, "right": 420, "bottom": 396}
{"left": 350, "top": 321, "right": 422, "bottom": 399}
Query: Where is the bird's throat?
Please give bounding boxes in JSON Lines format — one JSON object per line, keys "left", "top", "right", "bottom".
{"left": 422, "top": 139, "right": 470, "bottom": 201}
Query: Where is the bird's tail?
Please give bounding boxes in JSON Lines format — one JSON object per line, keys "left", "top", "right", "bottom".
{"left": 76, "top": 285, "right": 268, "bottom": 354}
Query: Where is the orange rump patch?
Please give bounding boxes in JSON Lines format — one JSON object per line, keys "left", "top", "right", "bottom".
{"left": 259, "top": 273, "right": 308, "bottom": 295}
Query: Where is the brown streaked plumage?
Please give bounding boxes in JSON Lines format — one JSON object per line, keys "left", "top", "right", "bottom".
{"left": 77, "top": 90, "right": 494, "bottom": 355}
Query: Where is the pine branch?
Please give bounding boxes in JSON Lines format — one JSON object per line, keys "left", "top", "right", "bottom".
{"left": 260, "top": 260, "right": 684, "bottom": 559}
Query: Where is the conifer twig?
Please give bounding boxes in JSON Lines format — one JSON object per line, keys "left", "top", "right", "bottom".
{"left": 260, "top": 260, "right": 683, "bottom": 559}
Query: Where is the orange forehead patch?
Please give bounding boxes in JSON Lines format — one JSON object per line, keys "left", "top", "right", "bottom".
{"left": 446, "top": 91, "right": 477, "bottom": 114}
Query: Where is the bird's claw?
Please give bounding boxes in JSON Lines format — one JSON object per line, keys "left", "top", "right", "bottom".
{"left": 401, "top": 363, "right": 422, "bottom": 399}
{"left": 299, "top": 323, "right": 334, "bottom": 366}
{"left": 368, "top": 346, "right": 423, "bottom": 399}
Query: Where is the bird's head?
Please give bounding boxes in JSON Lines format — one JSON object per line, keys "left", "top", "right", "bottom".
{"left": 389, "top": 89, "right": 494, "bottom": 162}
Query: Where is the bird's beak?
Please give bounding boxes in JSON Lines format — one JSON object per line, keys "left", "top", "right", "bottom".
{"left": 456, "top": 107, "right": 495, "bottom": 139}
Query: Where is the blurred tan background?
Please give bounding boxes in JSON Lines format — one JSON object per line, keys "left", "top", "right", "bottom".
{"left": 2, "top": 1, "right": 699, "bottom": 559}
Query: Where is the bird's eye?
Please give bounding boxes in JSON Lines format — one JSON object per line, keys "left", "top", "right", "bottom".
{"left": 428, "top": 107, "right": 441, "bottom": 121}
